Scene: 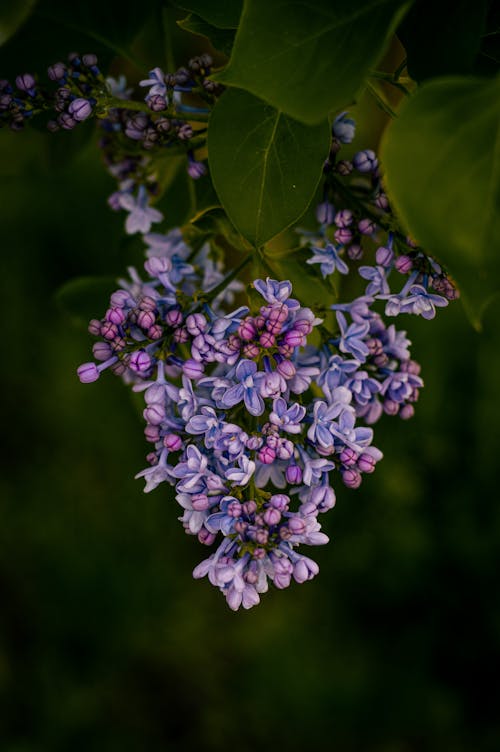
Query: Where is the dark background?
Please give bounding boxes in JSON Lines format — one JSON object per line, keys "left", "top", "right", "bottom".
{"left": 1, "top": 3, "right": 500, "bottom": 750}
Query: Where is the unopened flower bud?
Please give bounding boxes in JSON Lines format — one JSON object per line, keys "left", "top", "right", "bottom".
{"left": 77, "top": 362, "right": 99, "bottom": 383}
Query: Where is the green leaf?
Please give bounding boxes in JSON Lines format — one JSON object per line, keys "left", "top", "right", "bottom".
{"left": 398, "top": 0, "right": 489, "bottom": 82}
{"left": 0, "top": 0, "right": 36, "bottom": 46}
{"left": 177, "top": 13, "right": 235, "bottom": 55}
{"left": 55, "top": 276, "right": 117, "bottom": 327}
{"left": 214, "top": 0, "right": 411, "bottom": 125}
{"left": 173, "top": 1, "right": 242, "bottom": 28}
{"left": 380, "top": 75, "right": 500, "bottom": 329}
{"left": 208, "top": 88, "right": 330, "bottom": 246}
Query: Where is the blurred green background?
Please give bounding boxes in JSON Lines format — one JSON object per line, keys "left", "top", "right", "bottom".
{"left": 2, "top": 5, "right": 500, "bottom": 752}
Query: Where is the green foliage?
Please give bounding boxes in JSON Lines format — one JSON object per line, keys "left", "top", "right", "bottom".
{"left": 381, "top": 75, "right": 500, "bottom": 328}
{"left": 208, "top": 88, "right": 330, "bottom": 247}
{"left": 177, "top": 13, "right": 235, "bottom": 55}
{"left": 172, "top": 0, "right": 242, "bottom": 28}
{"left": 398, "top": 0, "right": 489, "bottom": 81}
{"left": 0, "top": 0, "right": 36, "bottom": 47}
{"left": 214, "top": 0, "right": 411, "bottom": 125}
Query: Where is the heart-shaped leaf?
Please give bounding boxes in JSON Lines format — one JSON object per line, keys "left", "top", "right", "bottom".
{"left": 381, "top": 75, "right": 500, "bottom": 328}
{"left": 208, "top": 88, "right": 330, "bottom": 246}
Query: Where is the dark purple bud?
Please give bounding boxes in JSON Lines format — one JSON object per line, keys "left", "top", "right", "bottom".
{"left": 373, "top": 353, "right": 389, "bottom": 368}
{"left": 288, "top": 516, "right": 306, "bottom": 534}
{"left": 259, "top": 331, "right": 275, "bottom": 349}
{"left": 342, "top": 468, "right": 362, "bottom": 489}
{"left": 226, "top": 334, "right": 241, "bottom": 353}
{"left": 68, "top": 97, "right": 92, "bottom": 121}
{"left": 164, "top": 433, "right": 183, "bottom": 452}
{"left": 395, "top": 255, "right": 413, "bottom": 274}
{"left": 147, "top": 324, "right": 162, "bottom": 340}
{"left": 277, "top": 439, "right": 294, "bottom": 460}
{"left": 316, "top": 201, "right": 335, "bottom": 225}
{"left": 156, "top": 117, "right": 171, "bottom": 133}
{"left": 111, "top": 337, "right": 126, "bottom": 353}
{"left": 383, "top": 399, "right": 399, "bottom": 416}
{"left": 253, "top": 547, "right": 266, "bottom": 559}
{"left": 130, "top": 350, "right": 152, "bottom": 373}
{"left": 177, "top": 123, "right": 193, "bottom": 141}
{"left": 283, "top": 329, "right": 304, "bottom": 348}
{"left": 111, "top": 361, "right": 126, "bottom": 376}
{"left": 15, "top": 73, "right": 35, "bottom": 94}
{"left": 82, "top": 53, "right": 98, "bottom": 67}
{"left": 166, "top": 308, "right": 183, "bottom": 328}
{"left": 192, "top": 493, "right": 210, "bottom": 511}
{"left": 58, "top": 112, "right": 76, "bottom": 130}
{"left": 187, "top": 160, "right": 206, "bottom": 180}
{"left": 227, "top": 500, "right": 242, "bottom": 517}
{"left": 286, "top": 465, "right": 302, "bottom": 484}
{"left": 88, "top": 318, "right": 101, "bottom": 336}
{"left": 375, "top": 246, "right": 394, "bottom": 267}
{"left": 183, "top": 359, "right": 204, "bottom": 379}
{"left": 174, "top": 326, "right": 189, "bottom": 344}
{"left": 111, "top": 290, "right": 130, "bottom": 307}
{"left": 92, "top": 342, "right": 112, "bottom": 361}
{"left": 336, "top": 159, "right": 353, "bottom": 176}
{"left": 144, "top": 424, "right": 160, "bottom": 442}
{"left": 276, "top": 359, "right": 296, "bottom": 379}
{"left": 258, "top": 446, "right": 276, "bottom": 465}
{"left": 101, "top": 321, "right": 118, "bottom": 340}
{"left": 263, "top": 508, "right": 281, "bottom": 526}
{"left": 339, "top": 447, "right": 358, "bottom": 466}
{"left": 358, "top": 453, "right": 376, "bottom": 473}
{"left": 239, "top": 318, "right": 257, "bottom": 341}
{"left": 334, "top": 227, "right": 353, "bottom": 245}
{"left": 255, "top": 529, "right": 269, "bottom": 545}
{"left": 48, "top": 62, "right": 66, "bottom": 81}
{"left": 143, "top": 403, "right": 166, "bottom": 426}
{"left": 353, "top": 149, "right": 378, "bottom": 173}
{"left": 347, "top": 244, "right": 363, "bottom": 260}
{"left": 106, "top": 307, "right": 125, "bottom": 325}
{"left": 243, "top": 343, "right": 260, "bottom": 359}
{"left": 198, "top": 528, "right": 216, "bottom": 546}
{"left": 137, "top": 310, "right": 156, "bottom": 330}
{"left": 46, "top": 119, "right": 60, "bottom": 133}
{"left": 358, "top": 218, "right": 376, "bottom": 235}
{"left": 139, "top": 296, "right": 157, "bottom": 312}
{"left": 399, "top": 404, "right": 415, "bottom": 420}
{"left": 186, "top": 313, "right": 207, "bottom": 336}
{"left": 125, "top": 113, "right": 148, "bottom": 140}
{"left": 0, "top": 93, "right": 12, "bottom": 109}
{"left": 77, "top": 362, "right": 99, "bottom": 383}
{"left": 374, "top": 192, "right": 389, "bottom": 210}
{"left": 335, "top": 209, "right": 353, "bottom": 228}
{"left": 242, "top": 500, "right": 257, "bottom": 516}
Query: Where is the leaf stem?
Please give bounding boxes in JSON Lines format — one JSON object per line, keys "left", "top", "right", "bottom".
{"left": 365, "top": 81, "right": 398, "bottom": 118}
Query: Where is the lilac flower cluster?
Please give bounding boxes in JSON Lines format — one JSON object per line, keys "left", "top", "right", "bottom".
{"left": 1, "top": 53, "right": 220, "bottom": 236}
{"left": 1, "top": 52, "right": 100, "bottom": 132}
{"left": 100, "top": 57, "right": 221, "bottom": 234}
{"left": 79, "top": 218, "right": 411, "bottom": 610}
{"left": 75, "top": 111, "right": 458, "bottom": 611}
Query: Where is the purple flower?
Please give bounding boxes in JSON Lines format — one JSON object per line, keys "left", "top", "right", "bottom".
{"left": 307, "top": 243, "right": 349, "bottom": 277}
{"left": 404, "top": 285, "right": 448, "bottom": 320}
{"left": 336, "top": 311, "right": 370, "bottom": 362}
{"left": 359, "top": 265, "right": 391, "bottom": 296}
{"left": 172, "top": 445, "right": 209, "bottom": 493}
{"left": 253, "top": 278, "right": 299, "bottom": 310}
{"left": 225, "top": 455, "right": 255, "bottom": 486}
{"left": 139, "top": 67, "right": 168, "bottom": 100}
{"left": 332, "top": 111, "right": 356, "bottom": 143}
{"left": 219, "top": 360, "right": 265, "bottom": 417}
{"left": 119, "top": 186, "right": 163, "bottom": 235}
{"left": 269, "top": 398, "right": 306, "bottom": 434}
